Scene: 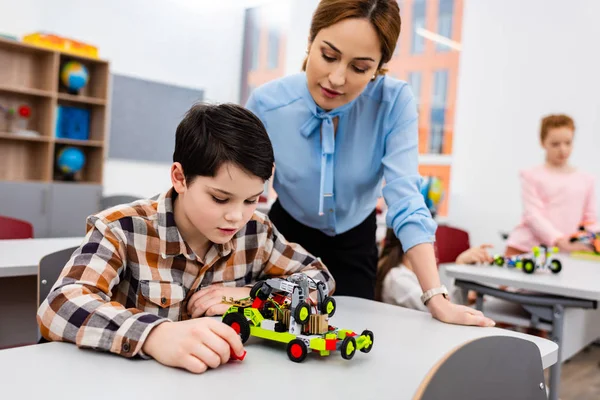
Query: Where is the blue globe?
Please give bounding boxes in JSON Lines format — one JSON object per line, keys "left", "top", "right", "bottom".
{"left": 60, "top": 61, "right": 89, "bottom": 92}
{"left": 57, "top": 147, "right": 86, "bottom": 174}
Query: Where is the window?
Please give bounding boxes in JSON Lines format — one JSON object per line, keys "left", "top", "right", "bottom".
{"left": 437, "top": 0, "right": 454, "bottom": 52}
{"left": 429, "top": 69, "right": 448, "bottom": 153}
{"left": 267, "top": 28, "right": 280, "bottom": 69}
{"left": 411, "top": 0, "right": 426, "bottom": 54}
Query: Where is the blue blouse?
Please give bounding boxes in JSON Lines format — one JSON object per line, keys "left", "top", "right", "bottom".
{"left": 246, "top": 72, "right": 436, "bottom": 251}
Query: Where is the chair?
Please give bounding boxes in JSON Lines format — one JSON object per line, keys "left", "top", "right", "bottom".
{"left": 435, "top": 224, "right": 471, "bottom": 264}
{"left": 99, "top": 195, "right": 142, "bottom": 211}
{"left": 414, "top": 336, "right": 547, "bottom": 400}
{"left": 0, "top": 215, "right": 34, "bottom": 239}
{"left": 37, "top": 246, "right": 79, "bottom": 343}
{"left": 38, "top": 246, "right": 79, "bottom": 308}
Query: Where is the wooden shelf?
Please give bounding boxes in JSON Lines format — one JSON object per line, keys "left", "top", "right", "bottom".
{"left": 55, "top": 138, "right": 103, "bottom": 147}
{"left": 0, "top": 84, "right": 54, "bottom": 98}
{"left": 0, "top": 37, "right": 54, "bottom": 55}
{"left": 0, "top": 132, "right": 51, "bottom": 142}
{"left": 57, "top": 93, "right": 106, "bottom": 106}
{"left": 0, "top": 38, "right": 109, "bottom": 184}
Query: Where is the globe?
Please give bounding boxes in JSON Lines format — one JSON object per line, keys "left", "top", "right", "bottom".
{"left": 57, "top": 147, "right": 86, "bottom": 175}
{"left": 60, "top": 61, "right": 89, "bottom": 93}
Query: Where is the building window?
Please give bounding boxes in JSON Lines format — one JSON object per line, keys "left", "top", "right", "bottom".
{"left": 437, "top": 0, "right": 454, "bottom": 52}
{"left": 267, "top": 28, "right": 280, "bottom": 69}
{"left": 429, "top": 69, "right": 448, "bottom": 154}
{"left": 411, "top": 0, "right": 426, "bottom": 54}
{"left": 407, "top": 71, "right": 422, "bottom": 104}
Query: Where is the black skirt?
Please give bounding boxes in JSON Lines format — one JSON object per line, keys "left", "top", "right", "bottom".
{"left": 268, "top": 199, "right": 378, "bottom": 300}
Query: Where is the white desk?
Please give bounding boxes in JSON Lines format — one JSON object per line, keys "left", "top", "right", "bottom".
{"left": 0, "top": 237, "right": 83, "bottom": 348}
{"left": 444, "top": 256, "right": 600, "bottom": 400}
{"left": 0, "top": 237, "right": 83, "bottom": 278}
{"left": 0, "top": 296, "right": 557, "bottom": 400}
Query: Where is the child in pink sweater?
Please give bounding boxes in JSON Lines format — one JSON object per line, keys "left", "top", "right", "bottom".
{"left": 506, "top": 114, "right": 598, "bottom": 256}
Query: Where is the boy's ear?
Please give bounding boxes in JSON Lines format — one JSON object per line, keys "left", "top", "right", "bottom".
{"left": 171, "top": 162, "right": 187, "bottom": 193}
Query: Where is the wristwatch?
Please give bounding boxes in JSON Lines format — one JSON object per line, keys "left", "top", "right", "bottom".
{"left": 420, "top": 285, "right": 450, "bottom": 306}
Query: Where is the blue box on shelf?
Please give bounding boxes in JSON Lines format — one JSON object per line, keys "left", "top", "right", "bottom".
{"left": 56, "top": 105, "right": 90, "bottom": 140}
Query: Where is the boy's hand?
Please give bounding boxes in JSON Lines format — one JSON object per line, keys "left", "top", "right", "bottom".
{"left": 455, "top": 244, "right": 494, "bottom": 265}
{"left": 142, "top": 318, "right": 245, "bottom": 374}
{"left": 188, "top": 286, "right": 251, "bottom": 318}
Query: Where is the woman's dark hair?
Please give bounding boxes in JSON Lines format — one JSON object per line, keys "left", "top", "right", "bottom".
{"left": 375, "top": 228, "right": 404, "bottom": 301}
{"left": 173, "top": 103, "right": 274, "bottom": 183}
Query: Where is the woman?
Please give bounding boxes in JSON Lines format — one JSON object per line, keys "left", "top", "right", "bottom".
{"left": 247, "top": 0, "right": 494, "bottom": 327}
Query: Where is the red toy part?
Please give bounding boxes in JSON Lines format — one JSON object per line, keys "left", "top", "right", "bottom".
{"left": 229, "top": 347, "right": 247, "bottom": 361}
{"left": 252, "top": 297, "right": 266, "bottom": 309}
{"left": 325, "top": 338, "right": 337, "bottom": 351}
{"left": 18, "top": 105, "right": 31, "bottom": 118}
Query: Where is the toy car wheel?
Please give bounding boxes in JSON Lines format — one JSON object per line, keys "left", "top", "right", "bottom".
{"left": 223, "top": 312, "right": 251, "bottom": 344}
{"left": 293, "top": 301, "right": 311, "bottom": 325}
{"left": 321, "top": 296, "right": 336, "bottom": 317}
{"left": 522, "top": 259, "right": 535, "bottom": 274}
{"left": 550, "top": 259, "right": 562, "bottom": 274}
{"left": 359, "top": 330, "right": 374, "bottom": 353}
{"left": 250, "top": 280, "right": 269, "bottom": 300}
{"left": 341, "top": 336, "right": 357, "bottom": 360}
{"left": 286, "top": 339, "right": 308, "bottom": 363}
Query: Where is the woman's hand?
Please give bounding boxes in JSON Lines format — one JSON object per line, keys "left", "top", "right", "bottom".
{"left": 427, "top": 295, "right": 496, "bottom": 327}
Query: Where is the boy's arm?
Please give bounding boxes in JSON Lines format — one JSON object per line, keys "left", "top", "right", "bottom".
{"left": 519, "top": 171, "right": 563, "bottom": 245}
{"left": 258, "top": 219, "right": 336, "bottom": 295}
{"left": 37, "top": 217, "right": 169, "bottom": 358}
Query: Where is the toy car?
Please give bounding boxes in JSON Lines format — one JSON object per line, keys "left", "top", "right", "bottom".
{"left": 490, "top": 245, "right": 562, "bottom": 274}
{"left": 221, "top": 273, "right": 374, "bottom": 363}
{"left": 569, "top": 225, "right": 600, "bottom": 254}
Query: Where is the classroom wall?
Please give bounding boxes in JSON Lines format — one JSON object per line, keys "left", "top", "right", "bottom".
{"left": 449, "top": 0, "right": 600, "bottom": 250}
{"left": 0, "top": 0, "right": 246, "bottom": 197}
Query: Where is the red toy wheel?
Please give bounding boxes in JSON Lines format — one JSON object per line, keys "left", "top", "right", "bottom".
{"left": 287, "top": 339, "right": 308, "bottom": 363}
{"left": 223, "top": 312, "right": 250, "bottom": 344}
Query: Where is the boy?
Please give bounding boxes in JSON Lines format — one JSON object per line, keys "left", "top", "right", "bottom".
{"left": 37, "top": 103, "right": 335, "bottom": 374}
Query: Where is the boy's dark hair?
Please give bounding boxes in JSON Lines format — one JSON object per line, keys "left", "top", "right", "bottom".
{"left": 173, "top": 102, "right": 274, "bottom": 183}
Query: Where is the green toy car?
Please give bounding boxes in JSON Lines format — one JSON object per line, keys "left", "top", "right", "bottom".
{"left": 221, "top": 273, "right": 374, "bottom": 362}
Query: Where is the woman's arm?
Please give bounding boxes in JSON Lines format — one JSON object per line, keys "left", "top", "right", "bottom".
{"left": 382, "top": 85, "right": 494, "bottom": 327}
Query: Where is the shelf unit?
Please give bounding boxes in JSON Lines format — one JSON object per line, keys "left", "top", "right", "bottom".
{"left": 0, "top": 37, "right": 109, "bottom": 184}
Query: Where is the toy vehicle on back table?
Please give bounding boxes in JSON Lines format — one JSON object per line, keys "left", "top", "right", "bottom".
{"left": 491, "top": 245, "right": 562, "bottom": 274}
{"left": 569, "top": 225, "right": 600, "bottom": 254}
{"left": 221, "top": 273, "right": 374, "bottom": 363}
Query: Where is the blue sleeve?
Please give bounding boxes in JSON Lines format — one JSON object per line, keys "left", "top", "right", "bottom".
{"left": 245, "top": 91, "right": 267, "bottom": 130}
{"left": 382, "top": 86, "right": 437, "bottom": 252}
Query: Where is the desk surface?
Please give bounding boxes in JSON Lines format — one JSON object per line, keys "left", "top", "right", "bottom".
{"left": 444, "top": 255, "right": 600, "bottom": 301}
{"left": 0, "top": 297, "right": 557, "bottom": 400}
{"left": 0, "top": 237, "right": 83, "bottom": 278}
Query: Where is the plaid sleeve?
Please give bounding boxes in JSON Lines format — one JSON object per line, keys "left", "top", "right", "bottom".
{"left": 258, "top": 218, "right": 336, "bottom": 295}
{"left": 36, "top": 216, "right": 169, "bottom": 358}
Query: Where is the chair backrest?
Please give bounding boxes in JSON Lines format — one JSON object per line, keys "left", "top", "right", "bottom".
{"left": 414, "top": 336, "right": 547, "bottom": 400}
{"left": 99, "top": 195, "right": 141, "bottom": 211}
{"left": 0, "top": 215, "right": 34, "bottom": 239}
{"left": 38, "top": 246, "right": 79, "bottom": 307}
{"left": 435, "top": 224, "right": 471, "bottom": 264}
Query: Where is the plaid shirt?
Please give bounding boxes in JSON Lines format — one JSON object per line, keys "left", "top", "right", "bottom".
{"left": 37, "top": 189, "right": 334, "bottom": 358}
